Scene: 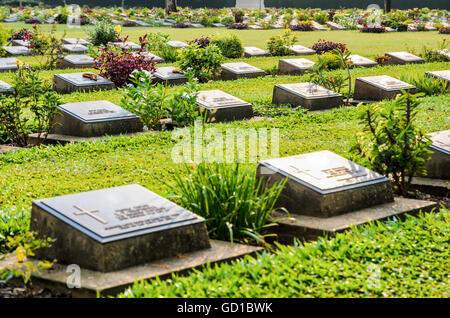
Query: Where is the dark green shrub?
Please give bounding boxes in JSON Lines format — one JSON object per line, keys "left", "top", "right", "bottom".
{"left": 87, "top": 20, "right": 119, "bottom": 46}
{"left": 178, "top": 43, "right": 224, "bottom": 83}
{"left": 211, "top": 34, "right": 244, "bottom": 58}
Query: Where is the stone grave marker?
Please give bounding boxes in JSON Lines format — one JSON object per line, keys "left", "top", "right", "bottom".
{"left": 425, "top": 130, "right": 450, "bottom": 179}
{"left": 134, "top": 20, "right": 151, "bottom": 27}
{"left": 191, "top": 23, "right": 205, "bottom": 28}
{"left": 11, "top": 39, "right": 29, "bottom": 46}
{"left": 327, "top": 21, "right": 347, "bottom": 30}
{"left": 62, "top": 38, "right": 90, "bottom": 45}
{"left": 353, "top": 75, "right": 416, "bottom": 101}
{"left": 385, "top": 51, "right": 425, "bottom": 65}
{"left": 167, "top": 41, "right": 188, "bottom": 49}
{"left": 425, "top": 70, "right": 449, "bottom": 87}
{"left": 272, "top": 82, "right": 343, "bottom": 110}
{"left": 196, "top": 89, "right": 253, "bottom": 122}
{"left": 278, "top": 58, "right": 315, "bottom": 75}
{"left": 57, "top": 55, "right": 95, "bottom": 69}
{"left": 0, "top": 58, "right": 19, "bottom": 72}
{"left": 220, "top": 62, "right": 265, "bottom": 80}
{"left": 244, "top": 46, "right": 270, "bottom": 57}
{"left": 62, "top": 44, "right": 89, "bottom": 54}
{"left": 212, "top": 23, "right": 225, "bottom": 27}
{"left": 50, "top": 100, "right": 143, "bottom": 137}
{"left": 3, "top": 45, "right": 31, "bottom": 56}
{"left": 112, "top": 42, "right": 141, "bottom": 50}
{"left": 287, "top": 45, "right": 316, "bottom": 56}
{"left": 134, "top": 51, "right": 164, "bottom": 63}
{"left": 248, "top": 25, "right": 263, "bottom": 30}
{"left": 21, "top": 184, "right": 260, "bottom": 296}
{"left": 348, "top": 55, "right": 377, "bottom": 68}
{"left": 152, "top": 66, "right": 188, "bottom": 85}
{"left": 3, "top": 16, "right": 19, "bottom": 23}
{"left": 0, "top": 80, "right": 13, "bottom": 94}
{"left": 53, "top": 72, "right": 114, "bottom": 94}
{"left": 311, "top": 21, "right": 327, "bottom": 30}
{"left": 257, "top": 150, "right": 437, "bottom": 242}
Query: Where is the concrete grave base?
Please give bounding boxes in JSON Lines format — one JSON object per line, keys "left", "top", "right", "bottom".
{"left": 410, "top": 177, "right": 450, "bottom": 197}
{"left": 271, "top": 198, "right": 437, "bottom": 243}
{"left": 353, "top": 77, "right": 416, "bottom": 101}
{"left": 0, "top": 240, "right": 261, "bottom": 298}
{"left": 272, "top": 84, "right": 343, "bottom": 110}
{"left": 53, "top": 73, "right": 115, "bottom": 94}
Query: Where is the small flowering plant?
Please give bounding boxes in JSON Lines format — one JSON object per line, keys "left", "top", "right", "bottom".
{"left": 94, "top": 35, "right": 156, "bottom": 87}
{"left": 27, "top": 24, "right": 65, "bottom": 70}
{"left": 375, "top": 55, "right": 391, "bottom": 65}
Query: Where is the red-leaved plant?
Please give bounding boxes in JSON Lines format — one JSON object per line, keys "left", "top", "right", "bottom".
{"left": 94, "top": 35, "right": 156, "bottom": 87}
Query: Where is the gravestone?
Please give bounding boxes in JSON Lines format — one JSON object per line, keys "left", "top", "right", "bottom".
{"left": 191, "top": 23, "right": 205, "bottom": 28}
{"left": 439, "top": 49, "right": 450, "bottom": 60}
{"left": 196, "top": 89, "right": 253, "bottom": 122}
{"left": 62, "top": 38, "right": 90, "bottom": 45}
{"left": 385, "top": 51, "right": 425, "bottom": 65}
{"left": 134, "top": 20, "right": 151, "bottom": 27}
{"left": 0, "top": 58, "right": 19, "bottom": 72}
{"left": 62, "top": 44, "right": 89, "bottom": 54}
{"left": 57, "top": 55, "right": 95, "bottom": 69}
{"left": 134, "top": 51, "right": 164, "bottom": 63}
{"left": 0, "top": 80, "right": 13, "bottom": 94}
{"left": 111, "top": 19, "right": 123, "bottom": 25}
{"left": 248, "top": 25, "right": 263, "bottom": 30}
{"left": 257, "top": 150, "right": 436, "bottom": 242}
{"left": 167, "top": 41, "right": 188, "bottom": 49}
{"left": 348, "top": 55, "right": 377, "bottom": 68}
{"left": 212, "top": 23, "right": 225, "bottom": 27}
{"left": 152, "top": 66, "right": 188, "bottom": 85}
{"left": 327, "top": 21, "right": 346, "bottom": 30}
{"left": 271, "top": 24, "right": 284, "bottom": 29}
{"left": 220, "top": 62, "right": 265, "bottom": 80}
{"left": 30, "top": 184, "right": 210, "bottom": 272}
{"left": 3, "top": 16, "right": 19, "bottom": 23}
{"left": 353, "top": 75, "right": 416, "bottom": 101}
{"left": 311, "top": 21, "right": 327, "bottom": 31}
{"left": 244, "top": 47, "right": 270, "bottom": 57}
{"left": 278, "top": 58, "right": 315, "bottom": 75}
{"left": 287, "top": 45, "right": 316, "bottom": 56}
{"left": 11, "top": 39, "right": 29, "bottom": 46}
{"left": 425, "top": 130, "right": 450, "bottom": 179}
{"left": 50, "top": 100, "right": 143, "bottom": 137}
{"left": 272, "top": 82, "right": 343, "bottom": 110}
{"left": 53, "top": 72, "right": 115, "bottom": 94}
{"left": 3, "top": 46, "right": 31, "bottom": 56}
{"left": 257, "top": 151, "right": 394, "bottom": 217}
{"left": 112, "top": 42, "right": 141, "bottom": 50}
{"left": 425, "top": 70, "right": 450, "bottom": 87}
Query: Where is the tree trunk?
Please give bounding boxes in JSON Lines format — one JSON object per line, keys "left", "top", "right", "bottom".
{"left": 384, "top": 0, "right": 391, "bottom": 13}
{"left": 165, "top": 0, "right": 177, "bottom": 14}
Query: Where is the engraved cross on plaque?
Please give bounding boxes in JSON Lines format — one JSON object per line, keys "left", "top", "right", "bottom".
{"left": 73, "top": 205, "right": 108, "bottom": 224}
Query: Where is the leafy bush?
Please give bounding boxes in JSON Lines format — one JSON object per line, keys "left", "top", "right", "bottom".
{"left": 314, "top": 11, "right": 328, "bottom": 24}
{"left": 9, "top": 28, "right": 31, "bottom": 40}
{"left": 188, "top": 37, "right": 210, "bottom": 48}
{"left": 27, "top": 24, "right": 66, "bottom": 70}
{"left": 401, "top": 75, "right": 449, "bottom": 96}
{"left": 266, "top": 29, "right": 297, "bottom": 56}
{"left": 311, "top": 39, "right": 347, "bottom": 55}
{"left": 88, "top": 20, "right": 119, "bottom": 46}
{"left": 94, "top": 36, "right": 156, "bottom": 87}
{"left": 172, "top": 163, "right": 287, "bottom": 244}
{"left": 0, "top": 24, "right": 11, "bottom": 46}
{"left": 361, "top": 26, "right": 386, "bottom": 33}
{"left": 178, "top": 43, "right": 224, "bottom": 83}
{"left": 120, "top": 211, "right": 450, "bottom": 298}
{"left": 142, "top": 32, "right": 178, "bottom": 63}
{"left": 290, "top": 22, "right": 314, "bottom": 31}
{"left": 121, "top": 71, "right": 201, "bottom": 130}
{"left": 375, "top": 55, "right": 391, "bottom": 65}
{"left": 172, "top": 22, "right": 190, "bottom": 28}
{"left": 0, "top": 65, "right": 61, "bottom": 147}
{"left": 353, "top": 91, "right": 432, "bottom": 195}
{"left": 420, "top": 40, "right": 449, "bottom": 62}
{"left": 439, "top": 26, "right": 450, "bottom": 34}
{"left": 232, "top": 9, "right": 244, "bottom": 23}
{"left": 227, "top": 23, "right": 249, "bottom": 30}
{"left": 211, "top": 34, "right": 244, "bottom": 58}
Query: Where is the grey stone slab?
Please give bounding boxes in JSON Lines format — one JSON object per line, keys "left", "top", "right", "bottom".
{"left": 410, "top": 177, "right": 449, "bottom": 197}
{"left": 348, "top": 55, "right": 377, "bottom": 68}
{"left": 197, "top": 89, "right": 253, "bottom": 122}
{"left": 212, "top": 23, "right": 225, "bottom": 27}
{"left": 30, "top": 184, "right": 211, "bottom": 272}
{"left": 167, "top": 40, "right": 188, "bottom": 49}
{"left": 191, "top": 23, "right": 205, "bottom": 28}
{"left": 257, "top": 150, "right": 394, "bottom": 217}
{"left": 248, "top": 25, "right": 263, "bottom": 30}
{"left": 272, "top": 82, "right": 343, "bottom": 110}
{"left": 3, "top": 46, "right": 31, "bottom": 56}
{"left": 353, "top": 75, "right": 416, "bottom": 101}
{"left": 133, "top": 51, "right": 164, "bottom": 63}
{"left": 111, "top": 19, "right": 123, "bottom": 25}
{"left": 11, "top": 39, "right": 29, "bottom": 46}
{"left": 152, "top": 66, "right": 188, "bottom": 85}
{"left": 425, "top": 70, "right": 450, "bottom": 87}
{"left": 3, "top": 16, "right": 19, "bottom": 23}
{"left": 327, "top": 21, "right": 346, "bottom": 30}
{"left": 311, "top": 21, "right": 327, "bottom": 30}
{"left": 271, "top": 24, "right": 284, "bottom": 29}
{"left": 272, "top": 198, "right": 437, "bottom": 243}
{"left": 62, "top": 44, "right": 89, "bottom": 54}
{"left": 134, "top": 20, "right": 151, "bottom": 27}
{"left": 112, "top": 42, "right": 141, "bottom": 50}
{"left": 0, "top": 240, "right": 261, "bottom": 297}
{"left": 0, "top": 58, "right": 19, "bottom": 72}
{"left": 287, "top": 45, "right": 316, "bottom": 56}
{"left": 385, "top": 51, "right": 425, "bottom": 65}
{"left": 53, "top": 72, "right": 114, "bottom": 94}
{"left": 62, "top": 38, "right": 91, "bottom": 45}
{"left": 50, "top": 100, "right": 143, "bottom": 137}
{"left": 57, "top": 55, "right": 95, "bottom": 69}
{"left": 0, "top": 80, "right": 13, "bottom": 94}
{"left": 244, "top": 46, "right": 270, "bottom": 57}
{"left": 438, "top": 49, "right": 450, "bottom": 60}
{"left": 426, "top": 130, "right": 450, "bottom": 179}
{"left": 220, "top": 62, "right": 265, "bottom": 80}
{"left": 278, "top": 58, "right": 315, "bottom": 75}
